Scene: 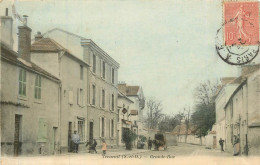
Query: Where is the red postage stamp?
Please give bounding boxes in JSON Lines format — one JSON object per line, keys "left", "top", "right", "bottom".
{"left": 224, "top": 1, "right": 259, "bottom": 46}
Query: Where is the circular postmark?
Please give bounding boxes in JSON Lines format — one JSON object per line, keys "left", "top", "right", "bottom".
{"left": 215, "top": 26, "right": 259, "bottom": 65}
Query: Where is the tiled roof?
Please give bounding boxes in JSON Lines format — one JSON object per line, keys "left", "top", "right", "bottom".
{"left": 31, "top": 38, "right": 70, "bottom": 52}
{"left": 118, "top": 84, "right": 140, "bottom": 96}
{"left": 1, "top": 42, "right": 59, "bottom": 81}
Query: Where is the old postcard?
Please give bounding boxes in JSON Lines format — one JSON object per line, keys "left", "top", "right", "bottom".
{"left": 1, "top": 0, "right": 260, "bottom": 164}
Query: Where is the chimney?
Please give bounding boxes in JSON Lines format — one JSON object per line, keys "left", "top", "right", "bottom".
{"left": 35, "top": 31, "right": 43, "bottom": 41}
{"left": 0, "top": 8, "right": 14, "bottom": 49}
{"left": 18, "top": 16, "right": 32, "bottom": 62}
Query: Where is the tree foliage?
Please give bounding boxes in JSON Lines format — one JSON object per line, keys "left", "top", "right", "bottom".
{"left": 145, "top": 98, "right": 164, "bottom": 129}
{"left": 191, "top": 80, "right": 219, "bottom": 137}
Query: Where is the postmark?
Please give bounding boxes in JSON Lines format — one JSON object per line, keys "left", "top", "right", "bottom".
{"left": 216, "top": 1, "right": 259, "bottom": 65}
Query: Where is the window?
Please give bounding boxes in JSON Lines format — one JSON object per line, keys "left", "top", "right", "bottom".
{"left": 111, "top": 94, "right": 114, "bottom": 111}
{"left": 34, "top": 75, "right": 41, "bottom": 99}
{"left": 19, "top": 69, "right": 26, "bottom": 96}
{"left": 93, "top": 54, "right": 96, "bottom": 73}
{"left": 111, "top": 119, "right": 114, "bottom": 137}
{"left": 92, "top": 85, "right": 96, "bottom": 105}
{"left": 112, "top": 68, "right": 115, "bottom": 84}
{"left": 78, "top": 120, "right": 85, "bottom": 141}
{"left": 102, "top": 61, "right": 105, "bottom": 78}
{"left": 102, "top": 117, "right": 105, "bottom": 137}
{"left": 78, "top": 88, "right": 83, "bottom": 106}
{"left": 80, "top": 65, "right": 83, "bottom": 80}
{"left": 102, "top": 89, "right": 105, "bottom": 108}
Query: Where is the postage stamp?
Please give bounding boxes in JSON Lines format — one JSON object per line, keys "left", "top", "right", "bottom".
{"left": 216, "top": 1, "right": 259, "bottom": 65}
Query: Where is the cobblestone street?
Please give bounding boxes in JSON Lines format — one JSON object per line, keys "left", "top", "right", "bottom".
{"left": 4, "top": 143, "right": 260, "bottom": 165}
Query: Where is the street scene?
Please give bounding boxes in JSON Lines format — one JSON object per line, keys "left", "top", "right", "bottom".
{"left": 1, "top": 0, "right": 260, "bottom": 165}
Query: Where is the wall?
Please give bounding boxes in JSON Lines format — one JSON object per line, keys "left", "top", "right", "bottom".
{"left": 1, "top": 59, "right": 59, "bottom": 156}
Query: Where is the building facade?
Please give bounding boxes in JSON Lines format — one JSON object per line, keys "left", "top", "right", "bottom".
{"left": 117, "top": 91, "right": 133, "bottom": 146}
{"left": 31, "top": 33, "right": 90, "bottom": 153}
{"left": 1, "top": 15, "right": 60, "bottom": 156}
{"left": 42, "top": 29, "right": 120, "bottom": 147}
{"left": 215, "top": 77, "right": 239, "bottom": 150}
{"left": 225, "top": 65, "right": 260, "bottom": 155}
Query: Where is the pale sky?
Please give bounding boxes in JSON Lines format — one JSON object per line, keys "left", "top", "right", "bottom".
{"left": 1, "top": 0, "right": 259, "bottom": 114}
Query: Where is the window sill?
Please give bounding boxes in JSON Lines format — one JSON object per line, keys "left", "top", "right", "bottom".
{"left": 18, "top": 95, "right": 28, "bottom": 101}
{"left": 34, "top": 99, "right": 42, "bottom": 104}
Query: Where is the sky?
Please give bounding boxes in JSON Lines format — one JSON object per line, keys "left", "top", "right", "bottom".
{"left": 1, "top": 0, "right": 259, "bottom": 115}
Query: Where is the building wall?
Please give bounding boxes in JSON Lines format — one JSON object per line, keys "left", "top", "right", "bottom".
{"left": 215, "top": 85, "right": 238, "bottom": 150}
{"left": 85, "top": 45, "right": 118, "bottom": 148}
{"left": 1, "top": 60, "right": 59, "bottom": 156}
{"left": 178, "top": 135, "right": 205, "bottom": 145}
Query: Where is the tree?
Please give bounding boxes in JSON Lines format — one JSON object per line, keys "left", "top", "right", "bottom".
{"left": 145, "top": 98, "right": 164, "bottom": 129}
{"left": 158, "top": 114, "right": 179, "bottom": 132}
{"left": 122, "top": 129, "right": 137, "bottom": 150}
{"left": 191, "top": 80, "right": 219, "bottom": 142}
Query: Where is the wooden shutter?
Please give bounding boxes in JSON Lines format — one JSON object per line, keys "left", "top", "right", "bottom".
{"left": 69, "top": 90, "right": 73, "bottom": 105}
{"left": 109, "top": 93, "right": 111, "bottom": 111}
{"left": 83, "top": 89, "right": 86, "bottom": 107}
{"left": 100, "top": 87, "right": 102, "bottom": 108}
{"left": 104, "top": 118, "right": 106, "bottom": 137}
{"left": 109, "top": 119, "right": 112, "bottom": 138}
{"left": 100, "top": 59, "right": 103, "bottom": 77}
{"left": 99, "top": 117, "right": 102, "bottom": 137}
{"left": 77, "top": 88, "right": 80, "bottom": 105}
{"left": 90, "top": 51, "right": 93, "bottom": 71}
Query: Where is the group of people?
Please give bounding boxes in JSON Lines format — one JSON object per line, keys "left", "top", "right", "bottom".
{"left": 71, "top": 131, "right": 107, "bottom": 155}
{"left": 218, "top": 135, "right": 240, "bottom": 156}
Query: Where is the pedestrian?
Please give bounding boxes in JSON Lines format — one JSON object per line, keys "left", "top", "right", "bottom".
{"left": 92, "top": 139, "right": 98, "bottom": 153}
{"left": 101, "top": 139, "right": 107, "bottom": 155}
{"left": 219, "top": 138, "right": 225, "bottom": 152}
{"left": 233, "top": 135, "right": 240, "bottom": 156}
{"left": 148, "top": 137, "right": 152, "bottom": 150}
{"left": 72, "top": 131, "right": 80, "bottom": 153}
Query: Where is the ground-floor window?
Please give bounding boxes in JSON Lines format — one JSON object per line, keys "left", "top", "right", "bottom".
{"left": 78, "top": 120, "right": 85, "bottom": 141}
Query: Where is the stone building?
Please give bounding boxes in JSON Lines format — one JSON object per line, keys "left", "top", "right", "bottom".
{"left": 1, "top": 15, "right": 60, "bottom": 156}
{"left": 117, "top": 91, "right": 133, "bottom": 146}
{"left": 215, "top": 77, "right": 239, "bottom": 150}
{"left": 30, "top": 33, "right": 90, "bottom": 153}
{"left": 224, "top": 65, "right": 260, "bottom": 155}
{"left": 118, "top": 83, "right": 145, "bottom": 138}
{"left": 40, "top": 28, "right": 120, "bottom": 147}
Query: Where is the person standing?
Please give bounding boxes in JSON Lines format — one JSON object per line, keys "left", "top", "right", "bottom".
{"left": 92, "top": 139, "right": 98, "bottom": 153}
{"left": 72, "top": 131, "right": 80, "bottom": 153}
{"left": 102, "top": 139, "right": 107, "bottom": 155}
{"left": 148, "top": 137, "right": 152, "bottom": 150}
{"left": 219, "top": 138, "right": 225, "bottom": 152}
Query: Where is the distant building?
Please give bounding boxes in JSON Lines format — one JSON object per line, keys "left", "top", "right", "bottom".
{"left": 1, "top": 14, "right": 60, "bottom": 156}
{"left": 225, "top": 65, "right": 260, "bottom": 155}
{"left": 117, "top": 91, "right": 134, "bottom": 146}
{"left": 118, "top": 83, "right": 145, "bottom": 138}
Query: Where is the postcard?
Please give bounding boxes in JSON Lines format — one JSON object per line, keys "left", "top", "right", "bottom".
{"left": 1, "top": 0, "right": 260, "bottom": 164}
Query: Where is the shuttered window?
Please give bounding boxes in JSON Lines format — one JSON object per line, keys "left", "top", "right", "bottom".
{"left": 34, "top": 75, "right": 41, "bottom": 99}
{"left": 19, "top": 69, "right": 26, "bottom": 96}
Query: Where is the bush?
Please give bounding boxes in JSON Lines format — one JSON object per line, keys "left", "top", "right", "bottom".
{"left": 122, "top": 130, "right": 137, "bottom": 150}
{"left": 139, "top": 135, "right": 147, "bottom": 142}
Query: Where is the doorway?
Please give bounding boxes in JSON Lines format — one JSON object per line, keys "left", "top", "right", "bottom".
{"left": 89, "top": 122, "right": 93, "bottom": 144}
{"left": 213, "top": 136, "right": 217, "bottom": 149}
{"left": 14, "top": 114, "right": 22, "bottom": 156}
{"left": 52, "top": 127, "right": 57, "bottom": 154}
{"left": 68, "top": 122, "right": 72, "bottom": 152}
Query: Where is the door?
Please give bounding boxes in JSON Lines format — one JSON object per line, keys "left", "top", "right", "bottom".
{"left": 68, "top": 122, "right": 72, "bottom": 152}
{"left": 213, "top": 136, "right": 217, "bottom": 149}
{"left": 14, "top": 115, "right": 22, "bottom": 156}
{"left": 52, "top": 127, "right": 57, "bottom": 154}
{"left": 89, "top": 122, "right": 93, "bottom": 144}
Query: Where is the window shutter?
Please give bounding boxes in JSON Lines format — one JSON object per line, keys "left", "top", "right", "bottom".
{"left": 100, "top": 59, "right": 103, "bottom": 77}
{"left": 83, "top": 90, "right": 86, "bottom": 107}
{"left": 110, "top": 67, "right": 112, "bottom": 83}
{"left": 77, "top": 88, "right": 80, "bottom": 105}
{"left": 109, "top": 93, "right": 111, "bottom": 111}
{"left": 100, "top": 87, "right": 102, "bottom": 108}
{"left": 109, "top": 119, "right": 112, "bottom": 138}
{"left": 104, "top": 118, "right": 106, "bottom": 137}
{"left": 90, "top": 52, "right": 93, "bottom": 71}
{"left": 99, "top": 117, "right": 102, "bottom": 137}
{"left": 69, "top": 90, "right": 73, "bottom": 105}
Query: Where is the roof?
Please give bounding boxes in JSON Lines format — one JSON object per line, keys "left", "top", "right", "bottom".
{"left": 1, "top": 42, "right": 60, "bottom": 82}
{"left": 172, "top": 123, "right": 196, "bottom": 135}
{"left": 118, "top": 84, "right": 140, "bottom": 96}
{"left": 118, "top": 91, "right": 134, "bottom": 103}
{"left": 130, "top": 110, "right": 138, "bottom": 115}
{"left": 215, "top": 77, "right": 239, "bottom": 96}
{"left": 31, "top": 37, "right": 90, "bottom": 66}
{"left": 224, "top": 65, "right": 260, "bottom": 109}
{"left": 31, "top": 38, "right": 70, "bottom": 52}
